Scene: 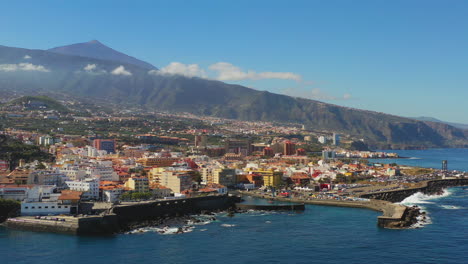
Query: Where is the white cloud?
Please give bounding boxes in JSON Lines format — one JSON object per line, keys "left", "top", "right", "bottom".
{"left": 23, "top": 55, "right": 32, "bottom": 59}
{"left": 209, "top": 62, "right": 301, "bottom": 81}
{"left": 0, "top": 63, "right": 50, "bottom": 72}
{"left": 111, "top": 65, "right": 132, "bottom": 76}
{"left": 149, "top": 62, "right": 207, "bottom": 78}
{"left": 150, "top": 61, "right": 301, "bottom": 82}
{"left": 84, "top": 64, "right": 97, "bottom": 71}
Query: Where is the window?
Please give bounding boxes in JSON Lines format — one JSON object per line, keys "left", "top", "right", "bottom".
{"left": 25, "top": 207, "right": 29, "bottom": 209}
{"left": 45, "top": 206, "right": 48, "bottom": 209}
{"left": 64, "top": 206, "right": 68, "bottom": 208}
{"left": 58, "top": 206, "right": 61, "bottom": 208}
{"left": 32, "top": 207, "right": 35, "bottom": 209}
{"left": 38, "top": 206, "right": 42, "bottom": 209}
{"left": 52, "top": 206, "right": 55, "bottom": 208}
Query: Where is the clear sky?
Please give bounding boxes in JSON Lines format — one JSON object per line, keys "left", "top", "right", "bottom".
{"left": 2, "top": 0, "right": 468, "bottom": 123}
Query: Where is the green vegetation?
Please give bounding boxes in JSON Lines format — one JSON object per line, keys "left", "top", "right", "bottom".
{"left": 0, "top": 199, "right": 20, "bottom": 223}
{"left": 120, "top": 192, "right": 153, "bottom": 201}
{"left": 4, "top": 95, "right": 69, "bottom": 113}
{"left": 0, "top": 135, "right": 53, "bottom": 169}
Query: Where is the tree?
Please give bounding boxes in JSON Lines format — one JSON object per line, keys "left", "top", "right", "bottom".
{"left": 36, "top": 162, "right": 46, "bottom": 170}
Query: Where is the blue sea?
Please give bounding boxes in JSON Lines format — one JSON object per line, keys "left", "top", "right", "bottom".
{"left": 369, "top": 148, "right": 468, "bottom": 172}
{"left": 1, "top": 149, "right": 467, "bottom": 264}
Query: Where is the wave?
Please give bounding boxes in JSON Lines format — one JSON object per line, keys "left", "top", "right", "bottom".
{"left": 408, "top": 157, "right": 421, "bottom": 160}
{"left": 400, "top": 189, "right": 452, "bottom": 206}
{"left": 440, "top": 205, "right": 465, "bottom": 210}
{"left": 221, "top": 224, "right": 236, "bottom": 227}
{"left": 410, "top": 212, "right": 432, "bottom": 229}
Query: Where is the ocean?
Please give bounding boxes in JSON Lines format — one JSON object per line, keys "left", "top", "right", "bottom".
{"left": 1, "top": 149, "right": 467, "bottom": 264}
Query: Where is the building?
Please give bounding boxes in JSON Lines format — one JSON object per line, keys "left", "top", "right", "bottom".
{"left": 38, "top": 136, "right": 60, "bottom": 146}
{"left": 0, "top": 160, "right": 9, "bottom": 172}
{"left": 322, "top": 150, "right": 336, "bottom": 160}
{"left": 29, "top": 171, "right": 69, "bottom": 186}
{"left": 124, "top": 177, "right": 150, "bottom": 193}
{"left": 283, "top": 141, "right": 295, "bottom": 156}
{"left": 0, "top": 185, "right": 30, "bottom": 201}
{"left": 65, "top": 178, "right": 100, "bottom": 200}
{"left": 159, "top": 171, "right": 193, "bottom": 194}
{"left": 21, "top": 189, "right": 82, "bottom": 216}
{"left": 225, "top": 139, "right": 252, "bottom": 156}
{"left": 296, "top": 148, "right": 306, "bottom": 156}
{"left": 245, "top": 168, "right": 283, "bottom": 187}
{"left": 137, "top": 157, "right": 179, "bottom": 167}
{"left": 201, "top": 167, "right": 236, "bottom": 187}
{"left": 263, "top": 147, "right": 274, "bottom": 157}
{"left": 93, "top": 139, "right": 116, "bottom": 154}
{"left": 318, "top": 136, "right": 327, "bottom": 144}
{"left": 333, "top": 133, "right": 340, "bottom": 146}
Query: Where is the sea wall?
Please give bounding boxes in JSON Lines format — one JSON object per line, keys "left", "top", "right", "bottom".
{"left": 111, "top": 195, "right": 240, "bottom": 229}
{"left": 360, "top": 178, "right": 468, "bottom": 202}
{"left": 5, "top": 195, "right": 240, "bottom": 235}
{"left": 5, "top": 215, "right": 119, "bottom": 235}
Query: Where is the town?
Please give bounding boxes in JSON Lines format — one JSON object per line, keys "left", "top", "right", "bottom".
{"left": 0, "top": 96, "right": 463, "bottom": 228}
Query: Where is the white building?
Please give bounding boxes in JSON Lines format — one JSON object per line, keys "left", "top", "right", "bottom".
{"left": 102, "top": 188, "right": 123, "bottom": 203}
{"left": 21, "top": 201, "right": 71, "bottom": 216}
{"left": 318, "top": 136, "right": 327, "bottom": 144}
{"left": 59, "top": 165, "right": 87, "bottom": 181}
{"left": 29, "top": 171, "right": 69, "bottom": 186}
{"left": 0, "top": 186, "right": 30, "bottom": 201}
{"left": 66, "top": 178, "right": 100, "bottom": 200}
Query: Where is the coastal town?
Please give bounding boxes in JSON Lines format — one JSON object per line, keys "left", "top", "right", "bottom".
{"left": 0, "top": 96, "right": 466, "bottom": 234}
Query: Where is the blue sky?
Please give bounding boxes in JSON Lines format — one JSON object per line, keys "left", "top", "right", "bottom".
{"left": 2, "top": 0, "right": 468, "bottom": 123}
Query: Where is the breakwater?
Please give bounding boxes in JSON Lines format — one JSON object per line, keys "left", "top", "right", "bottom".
{"left": 360, "top": 178, "right": 468, "bottom": 202}
{"left": 5, "top": 195, "right": 240, "bottom": 235}
{"left": 240, "top": 191, "right": 429, "bottom": 229}
{"left": 112, "top": 195, "right": 240, "bottom": 230}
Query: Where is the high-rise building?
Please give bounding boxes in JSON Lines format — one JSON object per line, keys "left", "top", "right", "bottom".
{"left": 93, "top": 139, "right": 116, "bottom": 154}
{"left": 263, "top": 147, "right": 274, "bottom": 157}
{"left": 283, "top": 141, "right": 295, "bottom": 156}
{"left": 333, "top": 133, "right": 340, "bottom": 146}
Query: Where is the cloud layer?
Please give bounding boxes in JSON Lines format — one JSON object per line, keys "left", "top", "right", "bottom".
{"left": 0, "top": 63, "right": 50, "bottom": 72}
{"left": 209, "top": 62, "right": 301, "bottom": 81}
{"left": 149, "top": 61, "right": 301, "bottom": 82}
{"left": 111, "top": 65, "right": 132, "bottom": 76}
{"left": 149, "top": 62, "right": 206, "bottom": 78}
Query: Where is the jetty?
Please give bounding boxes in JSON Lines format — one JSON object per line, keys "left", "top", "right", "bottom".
{"left": 240, "top": 177, "right": 468, "bottom": 229}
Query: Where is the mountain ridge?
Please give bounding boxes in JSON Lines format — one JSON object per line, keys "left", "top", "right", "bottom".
{"left": 1, "top": 43, "right": 467, "bottom": 149}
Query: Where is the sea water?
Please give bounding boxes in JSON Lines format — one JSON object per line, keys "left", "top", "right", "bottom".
{"left": 1, "top": 149, "right": 467, "bottom": 264}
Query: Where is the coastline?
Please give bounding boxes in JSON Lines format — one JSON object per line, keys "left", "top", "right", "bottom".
{"left": 239, "top": 177, "right": 468, "bottom": 229}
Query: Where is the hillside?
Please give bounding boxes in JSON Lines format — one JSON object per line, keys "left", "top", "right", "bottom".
{"left": 3, "top": 95, "right": 69, "bottom": 113}
{"left": 0, "top": 44, "right": 467, "bottom": 149}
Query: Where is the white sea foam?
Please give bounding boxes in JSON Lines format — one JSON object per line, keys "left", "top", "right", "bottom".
{"left": 400, "top": 189, "right": 452, "bottom": 206}
{"left": 221, "top": 224, "right": 236, "bottom": 227}
{"left": 440, "top": 205, "right": 464, "bottom": 210}
{"left": 410, "top": 213, "right": 432, "bottom": 229}
{"left": 408, "top": 157, "right": 421, "bottom": 160}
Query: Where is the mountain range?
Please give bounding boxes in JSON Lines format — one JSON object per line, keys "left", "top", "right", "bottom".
{"left": 0, "top": 41, "right": 467, "bottom": 149}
